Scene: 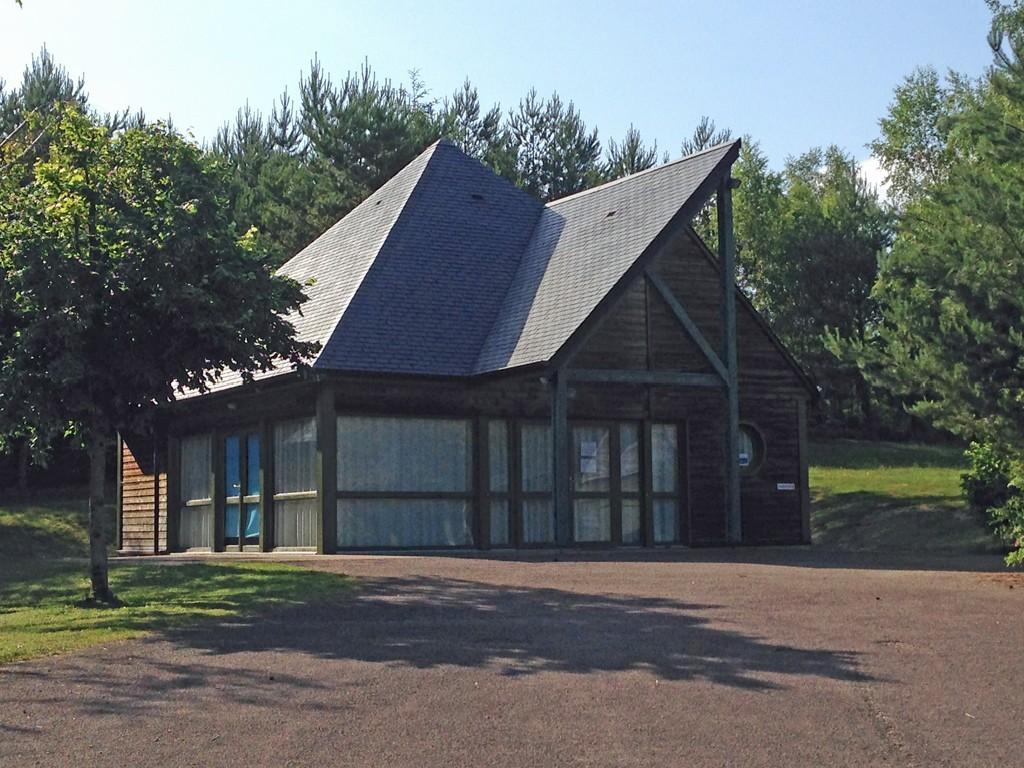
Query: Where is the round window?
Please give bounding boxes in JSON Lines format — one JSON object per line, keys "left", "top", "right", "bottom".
{"left": 738, "top": 424, "right": 765, "bottom": 475}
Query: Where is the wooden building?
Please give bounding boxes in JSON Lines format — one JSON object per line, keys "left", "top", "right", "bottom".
{"left": 118, "top": 139, "right": 814, "bottom": 554}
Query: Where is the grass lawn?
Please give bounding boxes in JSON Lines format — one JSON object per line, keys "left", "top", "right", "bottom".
{"left": 808, "top": 439, "right": 1004, "bottom": 552}
{"left": 0, "top": 495, "right": 350, "bottom": 665}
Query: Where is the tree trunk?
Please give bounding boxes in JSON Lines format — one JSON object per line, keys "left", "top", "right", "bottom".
{"left": 87, "top": 435, "right": 116, "bottom": 604}
{"left": 16, "top": 439, "right": 30, "bottom": 495}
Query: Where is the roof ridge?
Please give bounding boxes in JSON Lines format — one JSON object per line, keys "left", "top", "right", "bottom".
{"left": 545, "top": 139, "right": 739, "bottom": 208}
{"left": 311, "top": 141, "right": 441, "bottom": 368}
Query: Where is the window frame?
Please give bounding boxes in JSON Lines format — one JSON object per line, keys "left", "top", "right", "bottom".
{"left": 334, "top": 413, "right": 476, "bottom": 550}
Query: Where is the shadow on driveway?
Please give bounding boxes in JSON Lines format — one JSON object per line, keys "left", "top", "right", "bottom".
{"left": 0, "top": 573, "right": 875, "bottom": 720}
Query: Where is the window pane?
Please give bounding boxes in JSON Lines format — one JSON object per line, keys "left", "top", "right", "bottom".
{"left": 180, "top": 434, "right": 212, "bottom": 502}
{"left": 243, "top": 502, "right": 260, "bottom": 542}
{"left": 337, "top": 417, "right": 470, "bottom": 492}
{"left": 573, "top": 498, "right": 611, "bottom": 542}
{"left": 654, "top": 499, "right": 678, "bottom": 544}
{"left": 489, "top": 500, "right": 510, "bottom": 546}
{"left": 522, "top": 499, "right": 554, "bottom": 544}
{"left": 246, "top": 434, "right": 261, "bottom": 497}
{"left": 337, "top": 499, "right": 472, "bottom": 548}
{"left": 621, "top": 499, "right": 642, "bottom": 544}
{"left": 620, "top": 423, "right": 640, "bottom": 492}
{"left": 225, "top": 503, "right": 240, "bottom": 541}
{"left": 521, "top": 424, "right": 552, "bottom": 492}
{"left": 275, "top": 418, "right": 317, "bottom": 494}
{"left": 274, "top": 497, "right": 317, "bottom": 547}
{"left": 652, "top": 424, "right": 678, "bottom": 493}
{"left": 573, "top": 426, "right": 610, "bottom": 492}
{"left": 488, "top": 420, "right": 509, "bottom": 492}
{"left": 179, "top": 504, "right": 212, "bottom": 549}
{"left": 225, "top": 435, "right": 241, "bottom": 499}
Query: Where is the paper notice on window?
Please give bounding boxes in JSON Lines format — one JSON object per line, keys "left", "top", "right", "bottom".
{"left": 776, "top": 482, "right": 796, "bottom": 491}
{"left": 580, "top": 457, "right": 598, "bottom": 474}
{"left": 738, "top": 452, "right": 750, "bottom": 467}
{"left": 580, "top": 440, "right": 599, "bottom": 459}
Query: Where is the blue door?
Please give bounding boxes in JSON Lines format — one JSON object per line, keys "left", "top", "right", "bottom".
{"left": 224, "top": 432, "right": 261, "bottom": 547}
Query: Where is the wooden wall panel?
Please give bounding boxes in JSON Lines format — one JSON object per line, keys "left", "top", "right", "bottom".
{"left": 119, "top": 435, "right": 167, "bottom": 554}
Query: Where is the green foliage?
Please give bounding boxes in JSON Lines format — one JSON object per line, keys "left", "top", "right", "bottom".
{"left": 605, "top": 124, "right": 660, "bottom": 180}
{"left": 858, "top": 2, "right": 1024, "bottom": 563}
{"left": 507, "top": 88, "right": 603, "bottom": 201}
{"left": 961, "top": 441, "right": 1024, "bottom": 565}
{"left": 0, "top": 105, "right": 318, "bottom": 446}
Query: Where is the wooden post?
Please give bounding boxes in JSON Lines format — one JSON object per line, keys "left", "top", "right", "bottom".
{"left": 166, "top": 435, "right": 180, "bottom": 553}
{"left": 315, "top": 382, "right": 337, "bottom": 554}
{"left": 642, "top": 420, "right": 654, "bottom": 547}
{"left": 798, "top": 398, "right": 811, "bottom": 544}
{"left": 115, "top": 433, "right": 124, "bottom": 552}
{"left": 551, "top": 373, "right": 570, "bottom": 546}
{"left": 474, "top": 416, "right": 489, "bottom": 549}
{"left": 260, "top": 420, "right": 274, "bottom": 552}
{"left": 212, "top": 429, "right": 225, "bottom": 551}
{"left": 718, "top": 175, "right": 742, "bottom": 544}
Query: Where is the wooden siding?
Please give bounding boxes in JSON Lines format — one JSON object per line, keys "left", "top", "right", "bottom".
{"left": 119, "top": 434, "right": 167, "bottom": 554}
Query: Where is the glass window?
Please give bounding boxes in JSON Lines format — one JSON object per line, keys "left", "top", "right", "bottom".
{"left": 337, "top": 417, "right": 470, "bottom": 492}
{"left": 620, "top": 423, "right": 641, "bottom": 493}
{"left": 246, "top": 434, "right": 261, "bottom": 497}
{"left": 180, "top": 434, "right": 212, "bottom": 503}
{"left": 654, "top": 499, "right": 678, "bottom": 544}
{"left": 573, "top": 498, "right": 611, "bottom": 542}
{"left": 652, "top": 424, "right": 678, "bottom": 493}
{"left": 275, "top": 418, "right": 317, "bottom": 494}
{"left": 488, "top": 420, "right": 509, "bottom": 493}
{"left": 739, "top": 424, "right": 766, "bottom": 475}
{"left": 179, "top": 434, "right": 212, "bottom": 549}
{"left": 337, "top": 499, "right": 472, "bottom": 548}
{"left": 335, "top": 417, "right": 474, "bottom": 549}
{"left": 522, "top": 499, "right": 554, "bottom": 544}
{"left": 573, "top": 426, "right": 611, "bottom": 493}
{"left": 621, "top": 499, "right": 642, "bottom": 545}
{"left": 274, "top": 496, "right": 318, "bottom": 548}
{"left": 521, "top": 424, "right": 552, "bottom": 492}
{"left": 225, "top": 435, "right": 241, "bottom": 499}
{"left": 489, "top": 500, "right": 510, "bottom": 546}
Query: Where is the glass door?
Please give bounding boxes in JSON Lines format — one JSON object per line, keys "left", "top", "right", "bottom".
{"left": 224, "top": 431, "right": 261, "bottom": 549}
{"left": 571, "top": 424, "right": 613, "bottom": 543}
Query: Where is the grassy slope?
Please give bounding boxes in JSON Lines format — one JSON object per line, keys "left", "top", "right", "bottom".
{"left": 809, "top": 439, "right": 1003, "bottom": 552}
{"left": 0, "top": 496, "right": 349, "bottom": 665}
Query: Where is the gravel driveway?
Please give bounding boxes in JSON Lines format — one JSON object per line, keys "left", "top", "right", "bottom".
{"left": 1, "top": 550, "right": 1021, "bottom": 767}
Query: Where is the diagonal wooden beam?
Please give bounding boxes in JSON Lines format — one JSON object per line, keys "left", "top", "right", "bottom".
{"left": 644, "top": 269, "right": 729, "bottom": 384}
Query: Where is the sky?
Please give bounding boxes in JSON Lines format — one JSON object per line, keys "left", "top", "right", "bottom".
{"left": 0, "top": 0, "right": 998, "bottom": 186}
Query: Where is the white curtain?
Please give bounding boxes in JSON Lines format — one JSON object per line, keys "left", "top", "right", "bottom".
{"left": 654, "top": 499, "right": 678, "bottom": 543}
{"left": 488, "top": 420, "right": 509, "bottom": 492}
{"left": 180, "top": 434, "right": 211, "bottom": 502}
{"left": 337, "top": 417, "right": 470, "bottom": 492}
{"left": 337, "top": 499, "right": 471, "bottom": 547}
{"left": 522, "top": 499, "right": 554, "bottom": 544}
{"left": 179, "top": 434, "right": 212, "bottom": 549}
{"left": 573, "top": 498, "right": 611, "bottom": 542}
{"left": 651, "top": 423, "right": 678, "bottom": 493}
{"left": 520, "top": 424, "right": 552, "bottom": 492}
{"left": 275, "top": 418, "right": 317, "bottom": 494}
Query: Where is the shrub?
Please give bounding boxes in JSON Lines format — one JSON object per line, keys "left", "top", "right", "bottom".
{"left": 962, "top": 441, "right": 1024, "bottom": 566}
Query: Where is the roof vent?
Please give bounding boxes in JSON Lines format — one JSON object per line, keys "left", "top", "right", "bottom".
{"left": 606, "top": 210, "right": 616, "bottom": 218}
{"left": 471, "top": 192, "right": 485, "bottom": 202}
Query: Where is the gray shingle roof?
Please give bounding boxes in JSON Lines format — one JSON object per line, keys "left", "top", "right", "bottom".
{"left": 190, "top": 138, "right": 739, "bottom": 395}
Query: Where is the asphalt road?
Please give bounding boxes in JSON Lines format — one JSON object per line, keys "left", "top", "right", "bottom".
{"left": 2, "top": 550, "right": 1021, "bottom": 767}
